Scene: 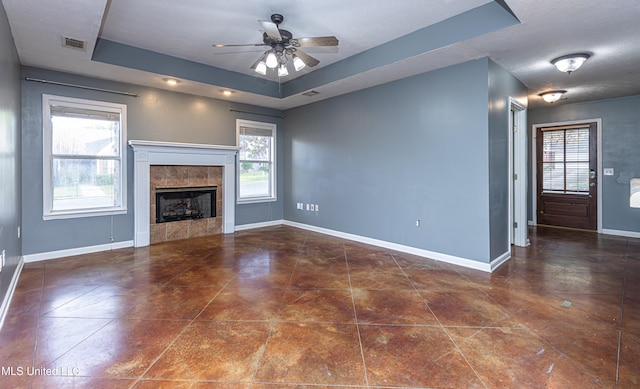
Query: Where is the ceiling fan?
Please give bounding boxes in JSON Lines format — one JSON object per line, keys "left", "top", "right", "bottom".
{"left": 212, "top": 13, "right": 339, "bottom": 77}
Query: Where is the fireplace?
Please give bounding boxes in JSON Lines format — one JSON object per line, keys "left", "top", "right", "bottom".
{"left": 149, "top": 165, "right": 223, "bottom": 243}
{"left": 156, "top": 186, "right": 217, "bottom": 223}
{"left": 129, "top": 140, "right": 239, "bottom": 248}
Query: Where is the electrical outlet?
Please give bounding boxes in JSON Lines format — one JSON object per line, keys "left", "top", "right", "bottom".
{"left": 0, "top": 249, "right": 4, "bottom": 272}
{"left": 415, "top": 219, "right": 421, "bottom": 227}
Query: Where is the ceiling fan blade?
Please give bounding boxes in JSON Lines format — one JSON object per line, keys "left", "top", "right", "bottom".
{"left": 212, "top": 43, "right": 265, "bottom": 48}
{"left": 294, "top": 49, "right": 320, "bottom": 67}
{"left": 259, "top": 20, "right": 282, "bottom": 41}
{"left": 291, "top": 36, "right": 339, "bottom": 47}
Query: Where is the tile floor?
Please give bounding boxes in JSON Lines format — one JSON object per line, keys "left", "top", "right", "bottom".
{"left": 1, "top": 225, "right": 639, "bottom": 388}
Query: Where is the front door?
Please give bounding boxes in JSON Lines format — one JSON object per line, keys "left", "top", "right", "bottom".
{"left": 536, "top": 122, "right": 597, "bottom": 230}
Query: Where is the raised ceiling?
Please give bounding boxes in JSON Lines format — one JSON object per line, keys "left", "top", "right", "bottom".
{"left": 3, "top": 0, "right": 640, "bottom": 109}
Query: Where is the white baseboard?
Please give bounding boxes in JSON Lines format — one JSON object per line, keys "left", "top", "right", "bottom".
{"left": 235, "top": 219, "right": 285, "bottom": 231}
{"left": 21, "top": 218, "right": 521, "bottom": 273}
{"left": 490, "top": 250, "right": 512, "bottom": 272}
{"left": 22, "top": 240, "right": 134, "bottom": 263}
{"left": 602, "top": 228, "right": 640, "bottom": 239}
{"left": 0, "top": 257, "right": 24, "bottom": 331}
{"left": 282, "top": 220, "right": 496, "bottom": 273}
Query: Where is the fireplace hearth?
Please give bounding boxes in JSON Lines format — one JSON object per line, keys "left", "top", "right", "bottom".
{"left": 156, "top": 186, "right": 216, "bottom": 224}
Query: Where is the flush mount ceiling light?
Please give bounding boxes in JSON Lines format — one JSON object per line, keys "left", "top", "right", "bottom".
{"left": 212, "top": 14, "right": 338, "bottom": 78}
{"left": 551, "top": 53, "right": 590, "bottom": 74}
{"left": 539, "top": 90, "right": 566, "bottom": 103}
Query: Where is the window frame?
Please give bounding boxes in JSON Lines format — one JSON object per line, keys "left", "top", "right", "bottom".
{"left": 540, "top": 126, "right": 590, "bottom": 195}
{"left": 236, "top": 119, "right": 277, "bottom": 204}
{"left": 42, "top": 94, "right": 127, "bottom": 220}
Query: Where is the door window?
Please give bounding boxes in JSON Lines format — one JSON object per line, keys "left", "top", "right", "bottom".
{"left": 541, "top": 127, "right": 590, "bottom": 194}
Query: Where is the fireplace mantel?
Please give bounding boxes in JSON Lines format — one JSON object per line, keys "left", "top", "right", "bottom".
{"left": 129, "top": 140, "right": 240, "bottom": 247}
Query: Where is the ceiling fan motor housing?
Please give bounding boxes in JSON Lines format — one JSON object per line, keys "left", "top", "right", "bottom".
{"left": 263, "top": 30, "right": 292, "bottom": 51}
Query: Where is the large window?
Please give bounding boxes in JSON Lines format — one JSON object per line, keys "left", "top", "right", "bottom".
{"left": 236, "top": 119, "right": 276, "bottom": 203}
{"left": 43, "top": 94, "right": 127, "bottom": 219}
{"left": 541, "top": 127, "right": 590, "bottom": 193}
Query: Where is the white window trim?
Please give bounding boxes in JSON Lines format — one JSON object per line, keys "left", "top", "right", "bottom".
{"left": 236, "top": 119, "right": 277, "bottom": 204}
{"left": 42, "top": 94, "right": 128, "bottom": 220}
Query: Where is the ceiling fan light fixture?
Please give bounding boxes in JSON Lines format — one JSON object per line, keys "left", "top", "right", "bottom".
{"left": 278, "top": 64, "right": 289, "bottom": 77}
{"left": 265, "top": 52, "right": 278, "bottom": 69}
{"left": 539, "top": 90, "right": 566, "bottom": 103}
{"left": 293, "top": 55, "right": 306, "bottom": 71}
{"left": 551, "top": 53, "right": 590, "bottom": 74}
{"left": 255, "top": 61, "right": 267, "bottom": 75}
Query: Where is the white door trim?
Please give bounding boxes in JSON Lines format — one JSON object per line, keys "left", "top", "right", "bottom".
{"left": 509, "top": 98, "right": 528, "bottom": 247}
{"left": 531, "top": 118, "right": 603, "bottom": 232}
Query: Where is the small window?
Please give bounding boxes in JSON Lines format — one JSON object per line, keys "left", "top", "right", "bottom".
{"left": 42, "top": 94, "right": 127, "bottom": 219}
{"left": 236, "top": 119, "right": 276, "bottom": 203}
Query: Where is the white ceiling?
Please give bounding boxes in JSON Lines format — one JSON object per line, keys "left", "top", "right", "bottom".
{"left": 3, "top": 0, "right": 640, "bottom": 110}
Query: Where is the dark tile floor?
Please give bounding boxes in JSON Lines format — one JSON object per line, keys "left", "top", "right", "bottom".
{"left": 1, "top": 225, "right": 639, "bottom": 388}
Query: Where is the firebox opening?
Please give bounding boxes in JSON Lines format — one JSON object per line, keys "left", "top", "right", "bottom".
{"left": 156, "top": 186, "right": 217, "bottom": 223}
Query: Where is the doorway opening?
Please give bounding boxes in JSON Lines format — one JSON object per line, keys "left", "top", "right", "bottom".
{"left": 509, "top": 98, "right": 528, "bottom": 247}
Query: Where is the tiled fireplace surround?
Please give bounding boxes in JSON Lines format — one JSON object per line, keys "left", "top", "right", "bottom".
{"left": 149, "top": 165, "right": 223, "bottom": 244}
{"left": 129, "top": 140, "right": 239, "bottom": 247}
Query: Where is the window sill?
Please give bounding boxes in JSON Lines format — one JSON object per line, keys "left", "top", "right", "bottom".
{"left": 237, "top": 197, "right": 278, "bottom": 205}
{"left": 43, "top": 208, "right": 127, "bottom": 221}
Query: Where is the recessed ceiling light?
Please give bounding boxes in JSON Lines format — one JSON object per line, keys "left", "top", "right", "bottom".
{"left": 222, "top": 90, "right": 233, "bottom": 96}
{"left": 163, "top": 78, "right": 179, "bottom": 86}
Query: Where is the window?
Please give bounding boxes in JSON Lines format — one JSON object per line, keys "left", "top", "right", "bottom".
{"left": 541, "top": 127, "right": 590, "bottom": 193}
{"left": 236, "top": 119, "right": 276, "bottom": 203}
{"left": 43, "top": 94, "right": 127, "bottom": 219}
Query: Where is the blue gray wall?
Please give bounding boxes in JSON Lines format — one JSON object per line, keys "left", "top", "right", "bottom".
{"left": 528, "top": 95, "right": 640, "bottom": 234}
{"left": 283, "top": 58, "right": 521, "bottom": 264}
{"left": 488, "top": 60, "right": 528, "bottom": 259}
{"left": 21, "top": 67, "right": 284, "bottom": 256}
{"left": 0, "top": 2, "right": 22, "bottom": 315}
